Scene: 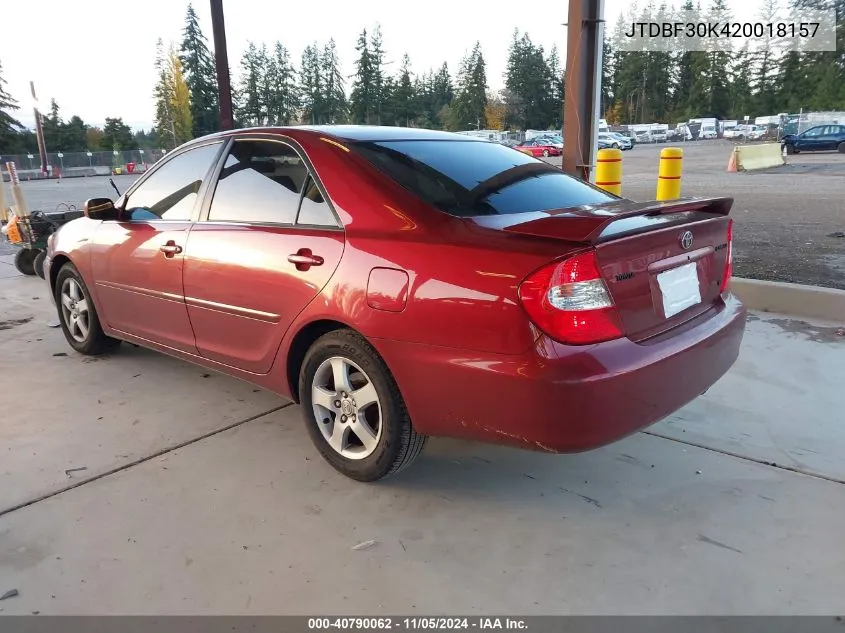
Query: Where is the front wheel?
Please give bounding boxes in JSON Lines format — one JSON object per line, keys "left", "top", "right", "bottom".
{"left": 299, "top": 329, "right": 427, "bottom": 481}
{"left": 55, "top": 262, "right": 121, "bottom": 355}
{"left": 13, "top": 249, "right": 37, "bottom": 276}
{"left": 785, "top": 144, "right": 796, "bottom": 155}
{"left": 612, "top": 142, "right": 619, "bottom": 149}
{"left": 838, "top": 142, "right": 845, "bottom": 154}
{"left": 542, "top": 149, "right": 550, "bottom": 157}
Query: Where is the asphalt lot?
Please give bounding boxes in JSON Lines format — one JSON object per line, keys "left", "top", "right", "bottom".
{"left": 2, "top": 237, "right": 845, "bottom": 614}
{"left": 2, "top": 141, "right": 844, "bottom": 289}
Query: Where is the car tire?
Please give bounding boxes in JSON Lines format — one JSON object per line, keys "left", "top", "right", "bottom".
{"left": 838, "top": 142, "right": 845, "bottom": 154}
{"left": 55, "top": 262, "right": 121, "bottom": 356}
{"left": 612, "top": 142, "right": 619, "bottom": 149}
{"left": 33, "top": 250, "right": 46, "bottom": 280}
{"left": 542, "top": 149, "right": 549, "bottom": 157}
{"left": 786, "top": 144, "right": 796, "bottom": 155}
{"left": 13, "top": 249, "right": 37, "bottom": 276}
{"left": 299, "top": 329, "right": 427, "bottom": 482}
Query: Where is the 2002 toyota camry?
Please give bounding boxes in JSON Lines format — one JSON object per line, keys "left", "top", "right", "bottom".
{"left": 44, "top": 126, "right": 746, "bottom": 481}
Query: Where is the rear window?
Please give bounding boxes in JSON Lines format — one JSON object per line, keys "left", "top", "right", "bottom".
{"left": 353, "top": 140, "right": 615, "bottom": 217}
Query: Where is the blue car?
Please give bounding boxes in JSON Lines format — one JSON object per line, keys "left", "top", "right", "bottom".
{"left": 782, "top": 124, "right": 845, "bottom": 154}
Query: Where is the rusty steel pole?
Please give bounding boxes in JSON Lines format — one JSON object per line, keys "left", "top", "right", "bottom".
{"left": 562, "top": 0, "right": 605, "bottom": 182}
{"left": 30, "top": 81, "right": 49, "bottom": 176}
{"left": 210, "top": 0, "right": 234, "bottom": 131}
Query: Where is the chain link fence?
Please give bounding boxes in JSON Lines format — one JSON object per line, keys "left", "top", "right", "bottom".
{"left": 1, "top": 149, "right": 167, "bottom": 180}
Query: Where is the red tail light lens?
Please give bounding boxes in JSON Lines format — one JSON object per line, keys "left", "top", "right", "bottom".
{"left": 720, "top": 219, "right": 733, "bottom": 294}
{"left": 518, "top": 251, "right": 624, "bottom": 345}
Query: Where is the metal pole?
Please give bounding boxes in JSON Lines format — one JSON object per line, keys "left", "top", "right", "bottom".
{"left": 209, "top": 0, "right": 234, "bottom": 131}
{"left": 562, "top": 0, "right": 605, "bottom": 182}
{"left": 30, "top": 81, "right": 49, "bottom": 177}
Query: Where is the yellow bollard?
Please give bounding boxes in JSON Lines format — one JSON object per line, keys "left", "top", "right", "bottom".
{"left": 656, "top": 147, "right": 683, "bottom": 200}
{"left": 595, "top": 148, "right": 623, "bottom": 196}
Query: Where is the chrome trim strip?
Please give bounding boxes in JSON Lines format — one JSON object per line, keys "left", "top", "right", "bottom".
{"left": 96, "top": 281, "right": 183, "bottom": 303}
{"left": 184, "top": 296, "right": 281, "bottom": 323}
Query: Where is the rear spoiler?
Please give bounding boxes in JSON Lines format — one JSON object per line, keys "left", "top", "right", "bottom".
{"left": 477, "top": 196, "right": 733, "bottom": 245}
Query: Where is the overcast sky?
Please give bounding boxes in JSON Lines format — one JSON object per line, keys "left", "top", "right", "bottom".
{"left": 1, "top": 0, "right": 764, "bottom": 132}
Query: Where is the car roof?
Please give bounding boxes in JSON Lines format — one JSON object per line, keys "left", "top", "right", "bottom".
{"left": 187, "top": 125, "right": 485, "bottom": 146}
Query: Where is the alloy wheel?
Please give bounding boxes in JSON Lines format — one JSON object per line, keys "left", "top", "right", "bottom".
{"left": 311, "top": 356, "right": 383, "bottom": 460}
{"left": 60, "top": 278, "right": 90, "bottom": 343}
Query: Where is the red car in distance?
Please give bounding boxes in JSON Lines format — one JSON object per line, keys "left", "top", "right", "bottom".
{"left": 515, "top": 138, "right": 562, "bottom": 157}
{"left": 45, "top": 126, "right": 746, "bottom": 481}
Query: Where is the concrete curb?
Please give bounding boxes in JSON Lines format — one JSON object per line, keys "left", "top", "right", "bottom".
{"left": 730, "top": 277, "right": 845, "bottom": 323}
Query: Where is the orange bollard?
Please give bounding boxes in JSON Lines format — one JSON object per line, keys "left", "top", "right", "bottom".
{"left": 595, "top": 148, "right": 623, "bottom": 196}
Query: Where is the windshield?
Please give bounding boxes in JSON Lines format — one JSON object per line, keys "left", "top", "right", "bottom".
{"left": 353, "top": 139, "right": 615, "bottom": 218}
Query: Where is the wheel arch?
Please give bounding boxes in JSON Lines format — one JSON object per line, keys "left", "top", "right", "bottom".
{"left": 48, "top": 253, "right": 73, "bottom": 296}
{"left": 285, "top": 318, "right": 366, "bottom": 403}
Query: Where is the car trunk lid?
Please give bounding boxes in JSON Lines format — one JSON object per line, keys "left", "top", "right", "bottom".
{"left": 471, "top": 196, "right": 734, "bottom": 342}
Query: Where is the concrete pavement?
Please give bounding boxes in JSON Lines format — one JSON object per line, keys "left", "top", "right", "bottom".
{"left": 1, "top": 261, "right": 844, "bottom": 615}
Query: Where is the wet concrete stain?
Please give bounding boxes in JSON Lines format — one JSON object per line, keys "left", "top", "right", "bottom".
{"left": 0, "top": 317, "right": 33, "bottom": 331}
{"left": 763, "top": 318, "right": 845, "bottom": 344}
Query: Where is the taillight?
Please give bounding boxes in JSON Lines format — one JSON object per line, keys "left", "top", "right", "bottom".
{"left": 518, "top": 250, "right": 624, "bottom": 345}
{"left": 720, "top": 219, "right": 733, "bottom": 294}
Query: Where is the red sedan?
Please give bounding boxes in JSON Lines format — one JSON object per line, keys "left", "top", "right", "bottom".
{"left": 45, "top": 126, "right": 746, "bottom": 481}
{"left": 514, "top": 139, "right": 562, "bottom": 157}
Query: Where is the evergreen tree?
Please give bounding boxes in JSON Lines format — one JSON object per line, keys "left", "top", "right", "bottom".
{"left": 101, "top": 117, "right": 134, "bottom": 151}
{"left": 349, "top": 29, "right": 375, "bottom": 124}
{"left": 321, "top": 39, "right": 347, "bottom": 123}
{"left": 237, "top": 42, "right": 265, "bottom": 126}
{"left": 546, "top": 47, "right": 564, "bottom": 130}
{"left": 42, "top": 99, "right": 64, "bottom": 150}
{"left": 504, "top": 31, "right": 551, "bottom": 129}
{"left": 451, "top": 42, "right": 488, "bottom": 130}
{"left": 370, "top": 25, "right": 386, "bottom": 124}
{"left": 299, "top": 44, "right": 323, "bottom": 124}
{"left": 267, "top": 42, "right": 299, "bottom": 125}
{"left": 180, "top": 3, "right": 219, "bottom": 136}
{"left": 0, "top": 58, "right": 24, "bottom": 152}
{"left": 391, "top": 54, "right": 415, "bottom": 126}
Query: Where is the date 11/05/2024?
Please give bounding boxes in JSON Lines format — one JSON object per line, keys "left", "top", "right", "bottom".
{"left": 624, "top": 21, "right": 821, "bottom": 39}
{"left": 308, "top": 617, "right": 528, "bottom": 630}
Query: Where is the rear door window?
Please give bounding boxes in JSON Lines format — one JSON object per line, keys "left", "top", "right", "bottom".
{"left": 353, "top": 139, "right": 614, "bottom": 217}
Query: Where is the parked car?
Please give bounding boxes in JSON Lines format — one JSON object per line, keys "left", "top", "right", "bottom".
{"left": 781, "top": 124, "right": 845, "bottom": 154}
{"left": 723, "top": 125, "right": 765, "bottom": 141}
{"left": 45, "top": 126, "right": 746, "bottom": 481}
{"left": 514, "top": 138, "right": 562, "bottom": 157}
{"left": 599, "top": 132, "right": 632, "bottom": 150}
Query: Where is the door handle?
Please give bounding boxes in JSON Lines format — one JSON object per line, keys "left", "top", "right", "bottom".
{"left": 160, "top": 242, "right": 183, "bottom": 257}
{"left": 288, "top": 248, "right": 324, "bottom": 270}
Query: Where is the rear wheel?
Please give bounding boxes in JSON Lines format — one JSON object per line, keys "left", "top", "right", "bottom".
{"left": 299, "top": 329, "right": 427, "bottom": 481}
{"left": 33, "top": 250, "right": 46, "bottom": 279}
{"left": 55, "top": 263, "right": 121, "bottom": 355}
{"left": 838, "top": 142, "right": 845, "bottom": 154}
{"left": 13, "top": 249, "right": 37, "bottom": 276}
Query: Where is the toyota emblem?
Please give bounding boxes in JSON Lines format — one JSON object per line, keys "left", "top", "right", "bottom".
{"left": 680, "top": 230, "right": 694, "bottom": 250}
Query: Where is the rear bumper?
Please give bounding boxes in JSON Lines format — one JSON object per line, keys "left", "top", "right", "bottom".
{"left": 374, "top": 295, "right": 747, "bottom": 452}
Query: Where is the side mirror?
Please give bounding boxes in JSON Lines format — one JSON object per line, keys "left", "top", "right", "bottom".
{"left": 83, "top": 198, "right": 118, "bottom": 221}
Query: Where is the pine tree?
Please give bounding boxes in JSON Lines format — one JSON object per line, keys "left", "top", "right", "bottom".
{"left": 321, "top": 39, "right": 347, "bottom": 123}
{"left": 42, "top": 99, "right": 64, "bottom": 150}
{"left": 266, "top": 42, "right": 299, "bottom": 125}
{"left": 237, "top": 42, "right": 265, "bottom": 126}
{"left": 299, "top": 44, "right": 323, "bottom": 124}
{"left": 451, "top": 42, "right": 488, "bottom": 130}
{"left": 391, "top": 54, "right": 415, "bottom": 127}
{"left": 0, "top": 58, "right": 24, "bottom": 151}
{"left": 370, "top": 25, "right": 386, "bottom": 124}
{"left": 180, "top": 3, "right": 219, "bottom": 136}
{"left": 349, "top": 29, "right": 375, "bottom": 124}
{"left": 546, "top": 46, "right": 564, "bottom": 130}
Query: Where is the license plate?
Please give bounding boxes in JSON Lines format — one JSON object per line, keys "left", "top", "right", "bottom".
{"left": 657, "top": 262, "right": 701, "bottom": 318}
